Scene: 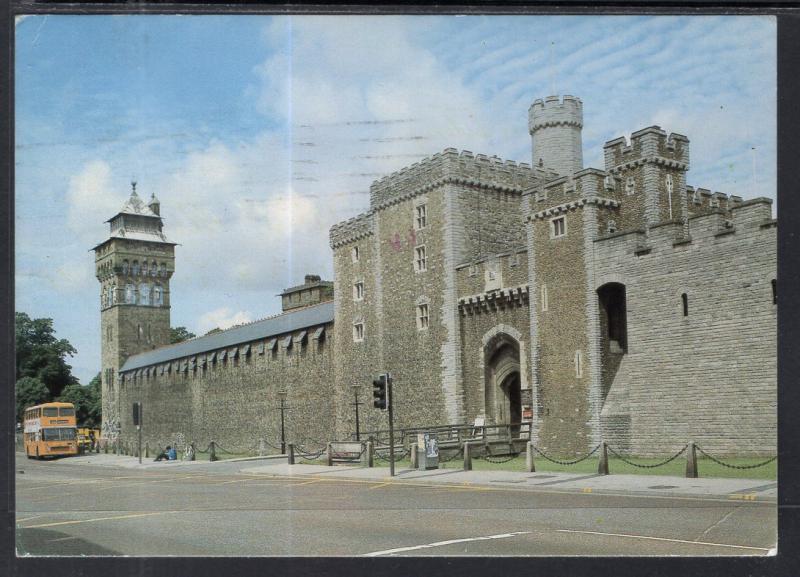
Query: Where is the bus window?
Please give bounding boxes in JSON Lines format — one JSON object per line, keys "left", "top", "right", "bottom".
{"left": 43, "top": 407, "right": 58, "bottom": 417}
{"left": 42, "top": 428, "right": 76, "bottom": 441}
{"left": 59, "top": 407, "right": 75, "bottom": 417}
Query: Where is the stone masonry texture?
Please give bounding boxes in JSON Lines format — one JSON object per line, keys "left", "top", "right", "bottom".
{"left": 99, "top": 94, "right": 777, "bottom": 458}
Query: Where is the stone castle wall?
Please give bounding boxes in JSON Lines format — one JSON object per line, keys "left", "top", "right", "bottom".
{"left": 594, "top": 199, "right": 777, "bottom": 456}
{"left": 116, "top": 321, "right": 335, "bottom": 452}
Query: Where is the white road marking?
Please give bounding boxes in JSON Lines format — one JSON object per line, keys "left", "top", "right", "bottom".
{"left": 20, "top": 511, "right": 166, "bottom": 529}
{"left": 555, "top": 529, "right": 771, "bottom": 552}
{"left": 363, "top": 531, "right": 532, "bottom": 556}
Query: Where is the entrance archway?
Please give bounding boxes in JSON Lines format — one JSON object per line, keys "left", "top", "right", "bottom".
{"left": 484, "top": 334, "right": 521, "bottom": 429}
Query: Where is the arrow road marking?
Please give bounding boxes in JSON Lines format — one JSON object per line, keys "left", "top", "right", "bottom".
{"left": 363, "top": 531, "right": 532, "bottom": 556}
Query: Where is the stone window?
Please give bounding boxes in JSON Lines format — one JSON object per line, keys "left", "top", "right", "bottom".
{"left": 540, "top": 284, "right": 548, "bottom": 312}
{"left": 681, "top": 293, "right": 689, "bottom": 317}
{"left": 417, "top": 303, "right": 429, "bottom": 330}
{"left": 125, "top": 284, "right": 136, "bottom": 304}
{"left": 772, "top": 279, "right": 777, "bottom": 305}
{"left": 139, "top": 282, "right": 151, "bottom": 306}
{"left": 132, "top": 260, "right": 140, "bottom": 276}
{"left": 352, "top": 246, "right": 360, "bottom": 263}
{"left": 666, "top": 173, "right": 673, "bottom": 195}
{"left": 142, "top": 261, "right": 148, "bottom": 276}
{"left": 625, "top": 176, "right": 635, "bottom": 195}
{"left": 415, "top": 203, "right": 427, "bottom": 230}
{"left": 551, "top": 217, "right": 566, "bottom": 239}
{"left": 353, "top": 281, "right": 364, "bottom": 301}
{"left": 154, "top": 284, "right": 163, "bottom": 306}
{"left": 138, "top": 324, "right": 143, "bottom": 342}
{"left": 604, "top": 175, "right": 615, "bottom": 191}
{"left": 123, "top": 260, "right": 129, "bottom": 275}
{"left": 151, "top": 260, "right": 158, "bottom": 276}
{"left": 415, "top": 245, "right": 427, "bottom": 272}
{"left": 107, "top": 325, "right": 112, "bottom": 342}
{"left": 160, "top": 263, "right": 167, "bottom": 276}
{"left": 353, "top": 321, "right": 364, "bottom": 343}
{"left": 574, "top": 350, "right": 583, "bottom": 378}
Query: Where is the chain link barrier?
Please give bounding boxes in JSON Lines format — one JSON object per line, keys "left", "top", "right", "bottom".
{"left": 532, "top": 443, "right": 601, "bottom": 466}
{"left": 374, "top": 447, "right": 410, "bottom": 463}
{"left": 436, "top": 447, "right": 464, "bottom": 463}
{"left": 477, "top": 451, "right": 520, "bottom": 464}
{"left": 695, "top": 446, "right": 777, "bottom": 470}
{"left": 606, "top": 444, "right": 688, "bottom": 469}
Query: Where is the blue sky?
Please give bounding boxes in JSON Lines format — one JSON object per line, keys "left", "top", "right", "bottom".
{"left": 14, "top": 15, "right": 777, "bottom": 384}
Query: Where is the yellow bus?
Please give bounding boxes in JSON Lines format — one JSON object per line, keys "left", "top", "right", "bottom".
{"left": 23, "top": 402, "right": 79, "bottom": 459}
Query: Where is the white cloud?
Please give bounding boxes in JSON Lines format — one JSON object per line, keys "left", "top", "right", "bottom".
{"left": 66, "top": 160, "right": 124, "bottom": 243}
{"left": 197, "top": 307, "right": 253, "bottom": 335}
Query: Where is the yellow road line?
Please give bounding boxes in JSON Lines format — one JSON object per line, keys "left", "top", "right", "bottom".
{"left": 555, "top": 528, "right": 771, "bottom": 552}
{"left": 247, "top": 473, "right": 774, "bottom": 504}
{"left": 20, "top": 511, "right": 167, "bottom": 529}
{"left": 368, "top": 482, "right": 393, "bottom": 490}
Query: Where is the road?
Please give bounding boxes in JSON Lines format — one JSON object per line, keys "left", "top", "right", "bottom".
{"left": 14, "top": 454, "right": 776, "bottom": 556}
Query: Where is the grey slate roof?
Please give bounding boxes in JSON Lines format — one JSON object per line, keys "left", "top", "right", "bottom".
{"left": 120, "top": 301, "right": 334, "bottom": 373}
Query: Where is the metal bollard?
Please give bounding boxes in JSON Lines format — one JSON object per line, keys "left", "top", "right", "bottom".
{"left": 326, "top": 442, "right": 333, "bottom": 466}
{"left": 190, "top": 442, "right": 196, "bottom": 461}
{"left": 463, "top": 442, "right": 472, "bottom": 471}
{"left": 686, "top": 442, "right": 698, "bottom": 478}
{"left": 410, "top": 443, "right": 419, "bottom": 469}
{"left": 210, "top": 440, "right": 218, "bottom": 462}
{"left": 144, "top": 442, "right": 149, "bottom": 458}
{"left": 525, "top": 442, "right": 535, "bottom": 473}
{"left": 287, "top": 443, "right": 295, "bottom": 465}
{"left": 366, "top": 441, "right": 374, "bottom": 468}
{"left": 598, "top": 441, "right": 609, "bottom": 475}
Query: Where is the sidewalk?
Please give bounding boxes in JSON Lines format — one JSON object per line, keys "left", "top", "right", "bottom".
{"left": 239, "top": 460, "right": 778, "bottom": 502}
{"left": 23, "top": 451, "right": 286, "bottom": 470}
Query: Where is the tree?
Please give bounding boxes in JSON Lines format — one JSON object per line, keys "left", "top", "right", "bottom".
{"left": 170, "top": 326, "right": 196, "bottom": 344}
{"left": 58, "top": 377, "right": 101, "bottom": 428}
{"left": 16, "top": 376, "right": 49, "bottom": 423}
{"left": 15, "top": 312, "right": 78, "bottom": 399}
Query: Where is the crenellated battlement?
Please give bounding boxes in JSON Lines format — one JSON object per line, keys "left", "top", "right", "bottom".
{"left": 329, "top": 211, "right": 374, "bottom": 248}
{"left": 528, "top": 95, "right": 583, "bottom": 132}
{"left": 368, "top": 148, "right": 545, "bottom": 209}
{"left": 685, "top": 185, "right": 743, "bottom": 214}
{"left": 603, "top": 126, "right": 690, "bottom": 172}
{"left": 595, "top": 198, "right": 775, "bottom": 255}
{"left": 530, "top": 167, "right": 608, "bottom": 208}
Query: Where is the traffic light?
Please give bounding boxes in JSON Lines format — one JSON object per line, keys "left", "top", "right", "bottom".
{"left": 132, "top": 402, "right": 142, "bottom": 426}
{"left": 372, "top": 374, "right": 387, "bottom": 410}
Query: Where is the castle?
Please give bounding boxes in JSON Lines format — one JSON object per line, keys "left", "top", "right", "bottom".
{"left": 95, "top": 95, "right": 776, "bottom": 457}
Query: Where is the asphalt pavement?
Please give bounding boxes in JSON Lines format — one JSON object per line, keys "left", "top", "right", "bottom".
{"left": 14, "top": 452, "right": 777, "bottom": 557}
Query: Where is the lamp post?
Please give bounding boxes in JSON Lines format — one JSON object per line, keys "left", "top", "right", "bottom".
{"left": 277, "top": 390, "right": 288, "bottom": 454}
{"left": 351, "top": 384, "right": 363, "bottom": 441}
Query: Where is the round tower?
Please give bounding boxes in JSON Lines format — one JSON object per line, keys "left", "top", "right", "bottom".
{"left": 528, "top": 95, "right": 584, "bottom": 177}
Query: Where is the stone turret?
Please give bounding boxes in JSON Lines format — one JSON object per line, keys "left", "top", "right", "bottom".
{"left": 529, "top": 95, "right": 584, "bottom": 177}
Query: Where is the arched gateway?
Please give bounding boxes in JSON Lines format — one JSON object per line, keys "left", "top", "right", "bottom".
{"left": 483, "top": 332, "right": 522, "bottom": 431}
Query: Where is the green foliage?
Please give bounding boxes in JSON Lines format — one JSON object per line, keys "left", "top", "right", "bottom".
{"left": 15, "top": 312, "right": 78, "bottom": 399}
{"left": 170, "top": 326, "right": 196, "bottom": 344}
{"left": 58, "top": 379, "right": 101, "bottom": 427}
{"left": 15, "top": 376, "right": 50, "bottom": 422}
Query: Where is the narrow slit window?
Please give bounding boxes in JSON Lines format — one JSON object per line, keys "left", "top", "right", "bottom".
{"left": 541, "top": 284, "right": 548, "bottom": 312}
{"left": 353, "top": 322, "right": 364, "bottom": 342}
{"left": 417, "top": 303, "right": 429, "bottom": 330}
{"left": 681, "top": 293, "right": 688, "bottom": 317}
{"left": 415, "top": 204, "right": 427, "bottom": 229}
{"left": 352, "top": 246, "right": 360, "bottom": 263}
{"left": 574, "top": 350, "right": 583, "bottom": 378}
{"left": 415, "top": 245, "right": 427, "bottom": 272}
{"left": 772, "top": 279, "right": 777, "bottom": 305}
{"left": 551, "top": 217, "right": 566, "bottom": 238}
{"left": 353, "top": 281, "right": 364, "bottom": 301}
